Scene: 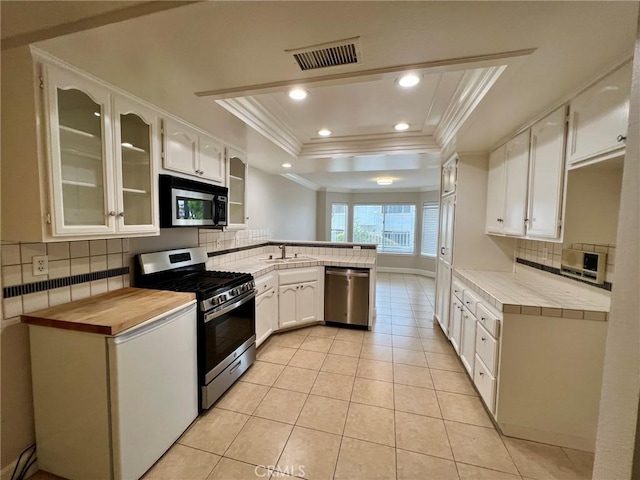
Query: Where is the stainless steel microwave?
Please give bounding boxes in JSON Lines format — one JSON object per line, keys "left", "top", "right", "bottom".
{"left": 159, "top": 175, "right": 228, "bottom": 228}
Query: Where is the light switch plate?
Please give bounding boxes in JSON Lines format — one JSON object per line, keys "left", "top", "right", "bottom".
{"left": 32, "top": 255, "right": 49, "bottom": 276}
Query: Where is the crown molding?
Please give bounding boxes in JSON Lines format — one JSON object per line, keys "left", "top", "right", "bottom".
{"left": 280, "top": 173, "right": 319, "bottom": 191}
{"left": 298, "top": 135, "right": 440, "bottom": 158}
{"left": 216, "top": 97, "right": 303, "bottom": 157}
{"left": 434, "top": 65, "right": 507, "bottom": 147}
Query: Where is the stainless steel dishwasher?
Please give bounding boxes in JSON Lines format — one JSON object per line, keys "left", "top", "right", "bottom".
{"left": 324, "top": 267, "right": 370, "bottom": 327}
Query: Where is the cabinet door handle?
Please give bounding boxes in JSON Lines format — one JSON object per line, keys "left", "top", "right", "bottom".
{"left": 481, "top": 337, "right": 487, "bottom": 342}
{"left": 118, "top": 212, "right": 125, "bottom": 217}
{"left": 441, "top": 247, "right": 445, "bottom": 255}
{"left": 617, "top": 135, "right": 627, "bottom": 142}
{"left": 481, "top": 317, "right": 486, "bottom": 322}
{"left": 479, "top": 371, "right": 485, "bottom": 377}
{"left": 108, "top": 211, "right": 116, "bottom": 217}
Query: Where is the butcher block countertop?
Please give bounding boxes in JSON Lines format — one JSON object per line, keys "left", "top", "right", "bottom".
{"left": 21, "top": 288, "right": 196, "bottom": 335}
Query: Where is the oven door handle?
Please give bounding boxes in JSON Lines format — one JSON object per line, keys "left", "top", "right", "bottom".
{"left": 204, "top": 289, "right": 256, "bottom": 323}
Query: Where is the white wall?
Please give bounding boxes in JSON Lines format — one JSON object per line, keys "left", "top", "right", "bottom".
{"left": 247, "top": 167, "right": 316, "bottom": 241}
{"left": 593, "top": 12, "right": 640, "bottom": 479}
{"left": 318, "top": 189, "right": 440, "bottom": 274}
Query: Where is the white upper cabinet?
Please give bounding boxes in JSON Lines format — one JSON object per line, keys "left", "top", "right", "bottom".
{"left": 485, "top": 132, "right": 531, "bottom": 237}
{"left": 162, "top": 118, "right": 198, "bottom": 176}
{"left": 526, "top": 107, "right": 566, "bottom": 239}
{"left": 566, "top": 62, "right": 631, "bottom": 167}
{"left": 503, "top": 131, "right": 531, "bottom": 236}
{"left": 198, "top": 133, "right": 225, "bottom": 184}
{"left": 485, "top": 144, "right": 507, "bottom": 234}
{"left": 45, "top": 65, "right": 115, "bottom": 236}
{"left": 441, "top": 159, "right": 457, "bottom": 196}
{"left": 162, "top": 118, "right": 225, "bottom": 186}
{"left": 112, "top": 96, "right": 160, "bottom": 234}
{"left": 44, "top": 64, "right": 160, "bottom": 238}
{"left": 227, "top": 149, "right": 248, "bottom": 230}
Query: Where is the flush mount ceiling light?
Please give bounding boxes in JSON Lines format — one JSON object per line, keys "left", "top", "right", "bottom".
{"left": 394, "top": 122, "right": 410, "bottom": 131}
{"left": 288, "top": 88, "right": 308, "bottom": 100}
{"left": 377, "top": 178, "right": 393, "bottom": 186}
{"left": 317, "top": 129, "right": 332, "bottom": 137}
{"left": 281, "top": 163, "right": 292, "bottom": 168}
{"left": 398, "top": 74, "right": 420, "bottom": 88}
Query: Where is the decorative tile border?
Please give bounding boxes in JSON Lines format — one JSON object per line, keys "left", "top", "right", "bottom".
{"left": 3, "top": 267, "right": 130, "bottom": 299}
{"left": 516, "top": 258, "right": 612, "bottom": 291}
{"left": 207, "top": 241, "right": 376, "bottom": 257}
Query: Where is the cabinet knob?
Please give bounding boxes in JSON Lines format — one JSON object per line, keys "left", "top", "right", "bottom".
{"left": 108, "top": 211, "right": 116, "bottom": 217}
{"left": 481, "top": 337, "right": 487, "bottom": 342}
{"left": 118, "top": 212, "right": 125, "bottom": 217}
{"left": 481, "top": 317, "right": 486, "bottom": 322}
{"left": 617, "top": 135, "right": 627, "bottom": 142}
{"left": 479, "top": 371, "right": 485, "bottom": 377}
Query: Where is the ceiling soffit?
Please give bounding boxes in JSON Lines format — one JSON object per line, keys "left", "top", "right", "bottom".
{"left": 210, "top": 50, "right": 533, "bottom": 159}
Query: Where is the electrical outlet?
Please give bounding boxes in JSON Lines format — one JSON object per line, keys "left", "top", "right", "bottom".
{"left": 541, "top": 247, "right": 549, "bottom": 261}
{"left": 32, "top": 255, "right": 49, "bottom": 276}
{"left": 215, "top": 239, "right": 222, "bottom": 249}
{"left": 353, "top": 245, "right": 361, "bottom": 250}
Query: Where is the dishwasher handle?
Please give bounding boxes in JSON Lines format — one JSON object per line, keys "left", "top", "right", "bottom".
{"left": 326, "top": 268, "right": 369, "bottom": 278}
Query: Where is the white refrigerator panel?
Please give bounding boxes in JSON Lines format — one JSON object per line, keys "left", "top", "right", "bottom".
{"left": 108, "top": 302, "right": 198, "bottom": 480}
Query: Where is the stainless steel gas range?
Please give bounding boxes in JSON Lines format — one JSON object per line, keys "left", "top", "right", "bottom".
{"left": 136, "top": 247, "right": 255, "bottom": 411}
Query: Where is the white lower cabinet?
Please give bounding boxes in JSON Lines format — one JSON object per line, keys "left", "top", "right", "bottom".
{"left": 450, "top": 275, "right": 608, "bottom": 451}
{"left": 435, "top": 261, "right": 452, "bottom": 334}
{"left": 255, "top": 274, "right": 277, "bottom": 347}
{"left": 473, "top": 354, "right": 497, "bottom": 413}
{"left": 277, "top": 268, "right": 321, "bottom": 329}
{"left": 460, "top": 307, "right": 476, "bottom": 375}
{"left": 449, "top": 296, "right": 463, "bottom": 354}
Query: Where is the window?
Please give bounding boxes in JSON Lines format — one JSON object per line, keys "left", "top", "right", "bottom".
{"left": 331, "top": 203, "right": 348, "bottom": 242}
{"left": 353, "top": 204, "right": 416, "bottom": 254}
{"left": 421, "top": 202, "right": 439, "bottom": 256}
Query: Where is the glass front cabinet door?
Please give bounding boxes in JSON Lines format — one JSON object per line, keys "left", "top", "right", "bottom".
{"left": 45, "top": 64, "right": 115, "bottom": 235}
{"left": 44, "top": 64, "right": 159, "bottom": 237}
{"left": 113, "top": 97, "right": 159, "bottom": 234}
{"left": 227, "top": 149, "right": 248, "bottom": 229}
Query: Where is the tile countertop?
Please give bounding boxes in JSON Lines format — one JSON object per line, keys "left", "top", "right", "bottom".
{"left": 455, "top": 264, "right": 611, "bottom": 321}
{"left": 209, "top": 253, "right": 376, "bottom": 278}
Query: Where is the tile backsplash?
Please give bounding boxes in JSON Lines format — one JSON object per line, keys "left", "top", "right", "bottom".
{"left": 2, "top": 239, "right": 131, "bottom": 323}
{"left": 516, "top": 239, "right": 616, "bottom": 285}
{"left": 199, "top": 229, "right": 270, "bottom": 253}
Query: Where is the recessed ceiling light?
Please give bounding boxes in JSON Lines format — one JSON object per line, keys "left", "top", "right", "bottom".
{"left": 288, "top": 88, "right": 308, "bottom": 100}
{"left": 394, "top": 122, "right": 410, "bottom": 131}
{"left": 377, "top": 178, "right": 393, "bottom": 186}
{"left": 318, "top": 129, "right": 332, "bottom": 137}
{"left": 398, "top": 74, "right": 420, "bottom": 88}
{"left": 281, "top": 163, "right": 292, "bottom": 168}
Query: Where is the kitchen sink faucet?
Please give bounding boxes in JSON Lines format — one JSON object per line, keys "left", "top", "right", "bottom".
{"left": 279, "top": 244, "right": 286, "bottom": 259}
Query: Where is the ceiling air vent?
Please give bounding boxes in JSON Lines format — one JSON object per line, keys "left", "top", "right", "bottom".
{"left": 286, "top": 37, "right": 362, "bottom": 71}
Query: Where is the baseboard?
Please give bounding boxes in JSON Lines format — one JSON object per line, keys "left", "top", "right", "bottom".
{"left": 376, "top": 267, "right": 436, "bottom": 278}
{"left": 1, "top": 458, "right": 38, "bottom": 480}
{"left": 498, "top": 422, "right": 595, "bottom": 453}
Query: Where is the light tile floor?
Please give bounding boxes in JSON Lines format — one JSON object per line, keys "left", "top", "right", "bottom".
{"left": 34, "top": 273, "right": 595, "bottom": 480}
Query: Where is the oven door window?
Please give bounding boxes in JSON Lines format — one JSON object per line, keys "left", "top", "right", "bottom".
{"left": 203, "top": 296, "right": 255, "bottom": 381}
